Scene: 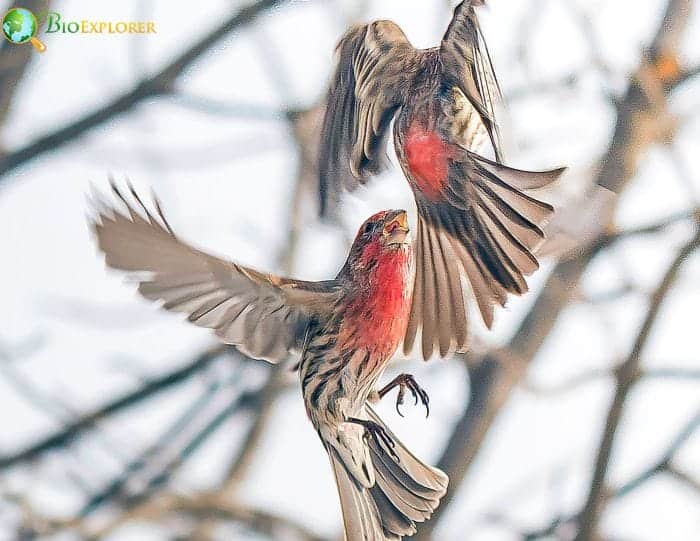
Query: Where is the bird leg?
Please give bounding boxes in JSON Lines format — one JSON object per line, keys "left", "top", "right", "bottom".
{"left": 377, "top": 373, "right": 430, "bottom": 418}
{"left": 346, "top": 417, "right": 399, "bottom": 461}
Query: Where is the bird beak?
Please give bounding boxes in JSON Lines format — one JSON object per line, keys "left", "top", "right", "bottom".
{"left": 383, "top": 211, "right": 410, "bottom": 246}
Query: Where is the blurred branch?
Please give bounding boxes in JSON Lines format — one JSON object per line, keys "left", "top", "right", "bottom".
{"left": 0, "top": 344, "right": 229, "bottom": 469}
{"left": 77, "top": 373, "right": 234, "bottom": 517}
{"left": 523, "top": 367, "right": 612, "bottom": 396}
{"left": 652, "top": 0, "right": 692, "bottom": 58}
{"left": 575, "top": 228, "right": 700, "bottom": 540}
{"left": 221, "top": 365, "right": 287, "bottom": 495}
{"left": 597, "top": 0, "right": 691, "bottom": 195}
{"left": 611, "top": 408, "right": 700, "bottom": 500}
{"left": 22, "top": 374, "right": 289, "bottom": 539}
{"left": 415, "top": 1, "right": 695, "bottom": 538}
{"left": 169, "top": 494, "right": 327, "bottom": 541}
{"left": 566, "top": 3, "right": 613, "bottom": 78}
{"left": 674, "top": 64, "right": 700, "bottom": 87}
{"left": 643, "top": 367, "right": 700, "bottom": 380}
{"left": 168, "top": 93, "right": 289, "bottom": 120}
{"left": 667, "top": 463, "right": 700, "bottom": 494}
{"left": 603, "top": 207, "right": 700, "bottom": 244}
{"left": 0, "top": 0, "right": 286, "bottom": 182}
{"left": 94, "top": 492, "right": 328, "bottom": 541}
{"left": 279, "top": 102, "right": 326, "bottom": 270}
{"left": 505, "top": 72, "right": 579, "bottom": 102}
{"left": 525, "top": 363, "right": 700, "bottom": 396}
{"left": 523, "top": 407, "right": 700, "bottom": 540}
{"left": 14, "top": 490, "right": 326, "bottom": 541}
{"left": 114, "top": 384, "right": 263, "bottom": 513}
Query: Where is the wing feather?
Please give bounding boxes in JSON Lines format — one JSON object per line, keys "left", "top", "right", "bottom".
{"left": 404, "top": 151, "right": 566, "bottom": 358}
{"left": 91, "top": 182, "right": 341, "bottom": 363}
{"left": 440, "top": 0, "right": 503, "bottom": 159}
{"left": 318, "top": 21, "right": 419, "bottom": 215}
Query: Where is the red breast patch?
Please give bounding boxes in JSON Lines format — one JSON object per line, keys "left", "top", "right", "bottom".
{"left": 404, "top": 125, "right": 452, "bottom": 201}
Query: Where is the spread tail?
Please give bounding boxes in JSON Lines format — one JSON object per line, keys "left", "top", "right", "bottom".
{"left": 327, "top": 405, "right": 448, "bottom": 540}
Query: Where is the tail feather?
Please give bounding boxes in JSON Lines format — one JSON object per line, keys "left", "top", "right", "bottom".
{"left": 328, "top": 405, "right": 448, "bottom": 540}
{"left": 365, "top": 406, "right": 448, "bottom": 494}
{"left": 369, "top": 486, "right": 416, "bottom": 538}
{"left": 371, "top": 452, "right": 440, "bottom": 512}
{"left": 330, "top": 446, "right": 392, "bottom": 541}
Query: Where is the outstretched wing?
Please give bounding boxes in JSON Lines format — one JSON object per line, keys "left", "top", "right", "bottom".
{"left": 404, "top": 149, "right": 567, "bottom": 360}
{"left": 91, "top": 183, "right": 341, "bottom": 363}
{"left": 440, "top": 0, "right": 504, "bottom": 160}
{"left": 318, "top": 21, "right": 419, "bottom": 215}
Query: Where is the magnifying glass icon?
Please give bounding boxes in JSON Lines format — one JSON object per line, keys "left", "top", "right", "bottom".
{"left": 2, "top": 7, "right": 46, "bottom": 52}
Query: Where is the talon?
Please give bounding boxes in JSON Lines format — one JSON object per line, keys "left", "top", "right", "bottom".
{"left": 347, "top": 417, "right": 399, "bottom": 461}
{"left": 396, "top": 386, "right": 406, "bottom": 417}
{"left": 377, "top": 373, "right": 430, "bottom": 418}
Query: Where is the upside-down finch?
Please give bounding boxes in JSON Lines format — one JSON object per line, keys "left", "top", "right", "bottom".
{"left": 91, "top": 184, "right": 447, "bottom": 541}
{"left": 319, "top": 0, "right": 567, "bottom": 359}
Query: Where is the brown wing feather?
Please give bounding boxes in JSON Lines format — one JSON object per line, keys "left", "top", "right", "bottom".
{"left": 318, "top": 21, "right": 419, "bottom": 215}
{"left": 91, "top": 182, "right": 340, "bottom": 363}
{"left": 404, "top": 150, "right": 566, "bottom": 359}
{"left": 440, "top": 0, "right": 504, "bottom": 160}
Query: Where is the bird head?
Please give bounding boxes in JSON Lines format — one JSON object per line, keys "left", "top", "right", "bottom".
{"left": 344, "top": 210, "right": 412, "bottom": 274}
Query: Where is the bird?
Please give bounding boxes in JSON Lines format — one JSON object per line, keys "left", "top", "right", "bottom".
{"left": 90, "top": 183, "right": 448, "bottom": 541}
{"left": 318, "top": 0, "right": 567, "bottom": 360}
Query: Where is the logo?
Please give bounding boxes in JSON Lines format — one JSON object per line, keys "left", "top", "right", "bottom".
{"left": 2, "top": 7, "right": 46, "bottom": 52}
{"left": 45, "top": 12, "right": 157, "bottom": 35}
{"left": 2, "top": 5, "right": 157, "bottom": 53}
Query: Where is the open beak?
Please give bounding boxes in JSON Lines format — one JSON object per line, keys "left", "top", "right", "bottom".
{"left": 383, "top": 211, "right": 410, "bottom": 246}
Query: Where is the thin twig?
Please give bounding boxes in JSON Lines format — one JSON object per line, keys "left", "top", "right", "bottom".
{"left": 574, "top": 228, "right": 700, "bottom": 540}
{"left": 611, "top": 409, "right": 700, "bottom": 500}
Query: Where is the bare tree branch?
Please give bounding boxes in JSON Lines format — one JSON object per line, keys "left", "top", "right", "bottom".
{"left": 525, "top": 362, "right": 700, "bottom": 396}
{"left": 611, "top": 408, "right": 700, "bottom": 500}
{"left": 666, "top": 463, "right": 700, "bottom": 494}
{"left": 575, "top": 228, "right": 700, "bottom": 540}
{"left": 0, "top": 344, "right": 230, "bottom": 469}
{"left": 603, "top": 208, "right": 700, "bottom": 244}
{"left": 521, "top": 408, "right": 700, "bottom": 540}
{"left": 415, "top": 1, "right": 695, "bottom": 537}
{"left": 168, "top": 494, "right": 328, "bottom": 541}
{"left": 12, "top": 490, "right": 327, "bottom": 541}
{"left": 114, "top": 384, "right": 264, "bottom": 513}
{"left": 221, "top": 365, "right": 287, "bottom": 495}
{"left": 77, "top": 373, "right": 233, "bottom": 517}
{"left": 0, "top": 0, "right": 286, "bottom": 182}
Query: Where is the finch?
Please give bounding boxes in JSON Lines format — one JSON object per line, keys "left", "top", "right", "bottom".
{"left": 319, "top": 0, "right": 567, "bottom": 359}
{"left": 91, "top": 183, "right": 447, "bottom": 541}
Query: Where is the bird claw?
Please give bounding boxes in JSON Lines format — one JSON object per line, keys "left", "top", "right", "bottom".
{"left": 347, "top": 417, "right": 399, "bottom": 461}
{"left": 396, "top": 385, "right": 406, "bottom": 417}
{"left": 379, "top": 373, "right": 430, "bottom": 418}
